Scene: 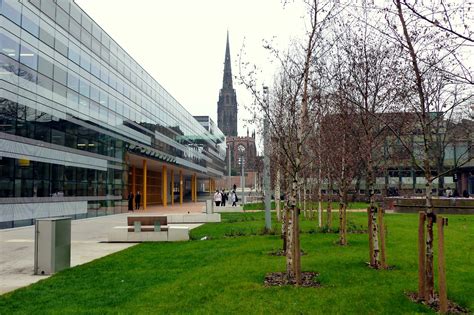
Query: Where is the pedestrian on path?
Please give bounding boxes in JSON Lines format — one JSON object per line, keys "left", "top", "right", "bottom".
{"left": 231, "top": 190, "right": 237, "bottom": 207}
{"left": 128, "top": 192, "right": 134, "bottom": 211}
{"left": 214, "top": 190, "right": 222, "bottom": 207}
{"left": 135, "top": 191, "right": 141, "bottom": 210}
{"left": 221, "top": 189, "right": 227, "bottom": 206}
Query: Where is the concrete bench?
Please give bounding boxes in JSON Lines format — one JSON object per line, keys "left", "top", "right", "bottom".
{"left": 108, "top": 215, "right": 189, "bottom": 242}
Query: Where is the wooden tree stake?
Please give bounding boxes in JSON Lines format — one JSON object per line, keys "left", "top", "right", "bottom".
{"left": 418, "top": 212, "right": 426, "bottom": 300}
{"left": 437, "top": 217, "right": 448, "bottom": 313}
{"left": 378, "top": 208, "right": 386, "bottom": 269}
{"left": 368, "top": 207, "right": 374, "bottom": 266}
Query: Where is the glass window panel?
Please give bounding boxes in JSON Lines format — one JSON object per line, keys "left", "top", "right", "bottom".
{"left": 51, "top": 128, "right": 65, "bottom": 146}
{"left": 91, "top": 37, "right": 100, "bottom": 56}
{"left": 53, "top": 64, "right": 67, "bottom": 84}
{"left": 29, "top": 0, "right": 40, "bottom": 10}
{"left": 79, "top": 95, "right": 89, "bottom": 113}
{"left": 67, "top": 72, "right": 79, "bottom": 92}
{"left": 55, "top": 7, "right": 69, "bottom": 31}
{"left": 0, "top": 98, "right": 17, "bottom": 134}
{"left": 19, "top": 43, "right": 38, "bottom": 70}
{"left": 37, "top": 73, "right": 53, "bottom": 94}
{"left": 21, "top": 7, "right": 40, "bottom": 37}
{"left": 92, "top": 23, "right": 101, "bottom": 40}
{"left": 53, "top": 82, "right": 67, "bottom": 98}
{"left": 69, "top": 18, "right": 81, "bottom": 41}
{"left": 79, "top": 79, "right": 89, "bottom": 97}
{"left": 80, "top": 29, "right": 91, "bottom": 47}
{"left": 89, "top": 101, "right": 99, "bottom": 118}
{"left": 90, "top": 61, "right": 99, "bottom": 78}
{"left": 0, "top": 32, "right": 20, "bottom": 61}
{"left": 80, "top": 51, "right": 90, "bottom": 71}
{"left": 39, "top": 24, "right": 55, "bottom": 48}
{"left": 57, "top": 0, "right": 69, "bottom": 12}
{"left": 67, "top": 88, "right": 79, "bottom": 105}
{"left": 90, "top": 85, "right": 99, "bottom": 102}
{"left": 100, "top": 46, "right": 109, "bottom": 61}
{"left": 55, "top": 32, "right": 68, "bottom": 57}
{"left": 37, "top": 56, "right": 53, "bottom": 77}
{"left": 40, "top": 0, "right": 55, "bottom": 20}
{"left": 2, "top": 0, "right": 21, "bottom": 25}
{"left": 81, "top": 15, "right": 92, "bottom": 33}
{"left": 100, "top": 65, "right": 108, "bottom": 83}
{"left": 68, "top": 42, "right": 80, "bottom": 64}
{"left": 69, "top": 4, "right": 81, "bottom": 22}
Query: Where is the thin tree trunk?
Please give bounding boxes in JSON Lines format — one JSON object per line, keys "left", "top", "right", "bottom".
{"left": 276, "top": 168, "right": 281, "bottom": 222}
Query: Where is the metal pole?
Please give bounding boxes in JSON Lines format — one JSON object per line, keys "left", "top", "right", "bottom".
{"left": 263, "top": 86, "right": 271, "bottom": 230}
{"left": 241, "top": 157, "right": 245, "bottom": 205}
{"left": 228, "top": 144, "right": 231, "bottom": 190}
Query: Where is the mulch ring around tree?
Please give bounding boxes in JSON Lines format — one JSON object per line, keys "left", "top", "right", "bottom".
{"left": 264, "top": 272, "right": 320, "bottom": 287}
{"left": 268, "top": 249, "right": 307, "bottom": 256}
{"left": 406, "top": 292, "right": 470, "bottom": 314}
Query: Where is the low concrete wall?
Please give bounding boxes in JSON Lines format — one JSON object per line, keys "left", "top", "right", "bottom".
{"left": 387, "top": 197, "right": 474, "bottom": 214}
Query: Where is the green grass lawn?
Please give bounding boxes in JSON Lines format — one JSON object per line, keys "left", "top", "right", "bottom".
{"left": 243, "top": 201, "right": 370, "bottom": 211}
{"left": 1, "top": 212, "right": 472, "bottom": 314}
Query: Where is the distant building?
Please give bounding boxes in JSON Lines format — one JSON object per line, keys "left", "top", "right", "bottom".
{"left": 216, "top": 33, "right": 257, "bottom": 175}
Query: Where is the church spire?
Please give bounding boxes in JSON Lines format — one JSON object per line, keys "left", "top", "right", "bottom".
{"left": 223, "top": 31, "right": 233, "bottom": 89}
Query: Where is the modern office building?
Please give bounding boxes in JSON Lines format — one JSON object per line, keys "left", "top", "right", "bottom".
{"left": 0, "top": 0, "right": 226, "bottom": 228}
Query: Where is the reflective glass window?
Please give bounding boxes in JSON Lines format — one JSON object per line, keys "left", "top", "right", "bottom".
{"left": 57, "top": 0, "right": 69, "bottom": 13}
{"left": 68, "top": 42, "right": 80, "bottom": 64}
{"left": 69, "top": 4, "right": 81, "bottom": 22}
{"left": 80, "top": 29, "right": 91, "bottom": 47}
{"left": 55, "top": 7, "right": 69, "bottom": 31}
{"left": 53, "top": 82, "right": 67, "bottom": 99}
{"left": 90, "top": 61, "right": 99, "bottom": 78}
{"left": 53, "top": 65, "right": 67, "bottom": 85}
{"left": 67, "top": 72, "right": 79, "bottom": 92}
{"left": 99, "top": 65, "right": 108, "bottom": 83}
{"left": 19, "top": 43, "right": 38, "bottom": 69}
{"left": 90, "top": 85, "right": 99, "bottom": 103}
{"left": 0, "top": 32, "right": 20, "bottom": 61}
{"left": 79, "top": 79, "right": 90, "bottom": 97}
{"left": 2, "top": 0, "right": 21, "bottom": 25}
{"left": 40, "top": 0, "right": 55, "bottom": 20}
{"left": 67, "top": 88, "right": 78, "bottom": 104}
{"left": 82, "top": 15, "right": 92, "bottom": 33}
{"left": 39, "top": 22, "right": 55, "bottom": 48}
{"left": 37, "top": 72, "right": 53, "bottom": 93}
{"left": 91, "top": 37, "right": 100, "bottom": 56}
{"left": 55, "top": 32, "right": 68, "bottom": 57}
{"left": 37, "top": 56, "right": 53, "bottom": 77}
{"left": 21, "top": 7, "right": 40, "bottom": 37}
{"left": 92, "top": 23, "right": 101, "bottom": 40}
{"left": 29, "top": 0, "right": 40, "bottom": 10}
{"left": 79, "top": 51, "right": 90, "bottom": 71}
{"left": 69, "top": 18, "right": 81, "bottom": 41}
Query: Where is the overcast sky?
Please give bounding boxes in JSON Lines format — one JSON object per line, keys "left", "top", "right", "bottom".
{"left": 75, "top": 0, "right": 306, "bottom": 138}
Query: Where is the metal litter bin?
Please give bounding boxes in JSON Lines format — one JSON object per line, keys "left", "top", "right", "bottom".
{"left": 34, "top": 217, "right": 71, "bottom": 275}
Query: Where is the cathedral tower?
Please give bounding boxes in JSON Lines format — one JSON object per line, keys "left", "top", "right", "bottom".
{"left": 217, "top": 32, "right": 238, "bottom": 137}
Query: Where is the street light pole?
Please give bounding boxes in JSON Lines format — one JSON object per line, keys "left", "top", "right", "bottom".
{"left": 263, "top": 86, "right": 271, "bottom": 230}
{"left": 227, "top": 143, "right": 231, "bottom": 190}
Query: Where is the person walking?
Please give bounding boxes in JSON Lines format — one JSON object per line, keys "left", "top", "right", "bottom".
{"left": 214, "top": 190, "right": 222, "bottom": 207}
{"left": 128, "top": 192, "right": 134, "bottom": 211}
{"left": 231, "top": 190, "right": 237, "bottom": 207}
{"left": 221, "top": 189, "right": 227, "bottom": 206}
{"left": 135, "top": 191, "right": 141, "bottom": 210}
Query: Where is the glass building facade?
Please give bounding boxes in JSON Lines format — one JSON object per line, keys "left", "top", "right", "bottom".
{"left": 0, "top": 0, "right": 226, "bottom": 228}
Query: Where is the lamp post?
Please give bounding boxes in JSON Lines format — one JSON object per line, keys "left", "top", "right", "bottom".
{"left": 238, "top": 145, "right": 246, "bottom": 205}
{"left": 227, "top": 143, "right": 231, "bottom": 190}
{"left": 263, "top": 86, "right": 271, "bottom": 230}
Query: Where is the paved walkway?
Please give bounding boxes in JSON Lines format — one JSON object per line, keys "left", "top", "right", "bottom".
{"left": 0, "top": 202, "right": 206, "bottom": 295}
